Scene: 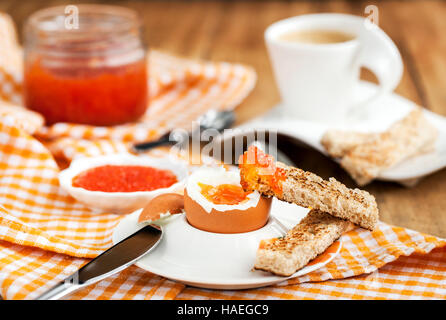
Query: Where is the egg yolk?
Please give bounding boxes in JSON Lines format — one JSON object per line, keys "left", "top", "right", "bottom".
{"left": 198, "top": 183, "right": 250, "bottom": 205}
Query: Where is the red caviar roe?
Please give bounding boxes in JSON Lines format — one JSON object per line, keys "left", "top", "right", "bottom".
{"left": 238, "top": 146, "right": 286, "bottom": 196}
{"left": 72, "top": 165, "right": 177, "bottom": 192}
{"left": 24, "top": 58, "right": 148, "bottom": 126}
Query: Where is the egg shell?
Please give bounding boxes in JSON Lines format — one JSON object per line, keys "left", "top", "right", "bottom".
{"left": 138, "top": 193, "right": 184, "bottom": 224}
{"left": 184, "top": 189, "right": 272, "bottom": 234}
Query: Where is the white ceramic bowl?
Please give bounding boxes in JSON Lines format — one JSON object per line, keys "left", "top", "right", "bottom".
{"left": 59, "top": 154, "right": 188, "bottom": 214}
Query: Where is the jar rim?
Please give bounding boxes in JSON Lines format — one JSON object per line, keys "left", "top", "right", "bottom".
{"left": 26, "top": 4, "right": 142, "bottom": 37}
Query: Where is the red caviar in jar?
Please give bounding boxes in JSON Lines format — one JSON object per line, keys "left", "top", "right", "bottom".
{"left": 23, "top": 5, "right": 148, "bottom": 126}
{"left": 72, "top": 165, "right": 177, "bottom": 192}
{"left": 198, "top": 183, "right": 249, "bottom": 205}
{"left": 25, "top": 59, "right": 148, "bottom": 126}
{"left": 24, "top": 59, "right": 148, "bottom": 126}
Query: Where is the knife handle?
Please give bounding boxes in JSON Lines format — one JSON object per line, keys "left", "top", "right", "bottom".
{"left": 36, "top": 273, "right": 82, "bottom": 300}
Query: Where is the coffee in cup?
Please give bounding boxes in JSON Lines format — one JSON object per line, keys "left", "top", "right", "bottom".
{"left": 277, "top": 29, "right": 356, "bottom": 44}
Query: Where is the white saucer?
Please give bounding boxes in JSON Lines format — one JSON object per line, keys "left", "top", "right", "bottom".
{"left": 112, "top": 199, "right": 342, "bottom": 290}
{"left": 233, "top": 81, "right": 446, "bottom": 184}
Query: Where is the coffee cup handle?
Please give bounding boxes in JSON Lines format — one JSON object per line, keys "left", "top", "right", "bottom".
{"left": 349, "top": 22, "right": 403, "bottom": 116}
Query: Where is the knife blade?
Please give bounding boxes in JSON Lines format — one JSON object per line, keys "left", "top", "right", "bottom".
{"left": 36, "top": 225, "right": 162, "bottom": 300}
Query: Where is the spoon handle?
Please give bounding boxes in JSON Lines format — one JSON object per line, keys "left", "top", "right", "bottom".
{"left": 132, "top": 132, "right": 173, "bottom": 152}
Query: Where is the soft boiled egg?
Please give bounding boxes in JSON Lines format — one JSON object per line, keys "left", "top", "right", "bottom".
{"left": 184, "top": 167, "right": 272, "bottom": 233}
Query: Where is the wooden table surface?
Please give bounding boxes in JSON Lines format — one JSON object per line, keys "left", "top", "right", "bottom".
{"left": 1, "top": 1, "right": 445, "bottom": 239}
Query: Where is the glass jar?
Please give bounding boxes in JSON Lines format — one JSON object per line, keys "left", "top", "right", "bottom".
{"left": 24, "top": 5, "right": 148, "bottom": 126}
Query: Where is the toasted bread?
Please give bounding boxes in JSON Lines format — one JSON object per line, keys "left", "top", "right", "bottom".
{"left": 321, "top": 108, "right": 438, "bottom": 185}
{"left": 239, "top": 146, "right": 379, "bottom": 230}
{"left": 320, "top": 130, "right": 378, "bottom": 158}
{"left": 254, "top": 209, "right": 350, "bottom": 276}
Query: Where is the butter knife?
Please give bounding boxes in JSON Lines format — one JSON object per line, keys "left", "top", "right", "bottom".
{"left": 36, "top": 225, "right": 162, "bottom": 300}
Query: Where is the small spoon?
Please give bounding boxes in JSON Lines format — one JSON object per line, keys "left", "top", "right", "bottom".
{"left": 132, "top": 110, "right": 235, "bottom": 152}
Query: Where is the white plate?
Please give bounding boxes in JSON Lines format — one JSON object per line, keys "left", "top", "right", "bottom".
{"left": 231, "top": 81, "right": 446, "bottom": 184}
{"left": 112, "top": 199, "right": 342, "bottom": 290}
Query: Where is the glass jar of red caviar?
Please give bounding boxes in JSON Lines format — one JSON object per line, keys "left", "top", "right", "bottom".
{"left": 24, "top": 5, "right": 148, "bottom": 126}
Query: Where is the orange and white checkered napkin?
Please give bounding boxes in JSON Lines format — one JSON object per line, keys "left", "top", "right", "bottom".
{"left": 0, "top": 13, "right": 22, "bottom": 105}
{"left": 1, "top": 120, "right": 446, "bottom": 300}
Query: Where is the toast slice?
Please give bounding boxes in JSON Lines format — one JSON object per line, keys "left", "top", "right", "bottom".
{"left": 321, "top": 108, "right": 438, "bottom": 186}
{"left": 320, "top": 130, "right": 378, "bottom": 158}
{"left": 239, "top": 146, "right": 379, "bottom": 230}
{"left": 254, "top": 209, "right": 350, "bottom": 276}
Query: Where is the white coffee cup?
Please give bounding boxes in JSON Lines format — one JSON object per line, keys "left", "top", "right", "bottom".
{"left": 265, "top": 13, "right": 403, "bottom": 123}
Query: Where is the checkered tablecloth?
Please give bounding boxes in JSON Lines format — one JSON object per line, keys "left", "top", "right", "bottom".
{"left": 0, "top": 12, "right": 445, "bottom": 300}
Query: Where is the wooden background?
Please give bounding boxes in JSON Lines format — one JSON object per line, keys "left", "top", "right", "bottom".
{"left": 1, "top": 1, "right": 445, "bottom": 237}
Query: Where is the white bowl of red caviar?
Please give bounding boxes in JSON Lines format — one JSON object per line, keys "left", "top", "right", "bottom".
{"left": 59, "top": 154, "right": 188, "bottom": 214}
